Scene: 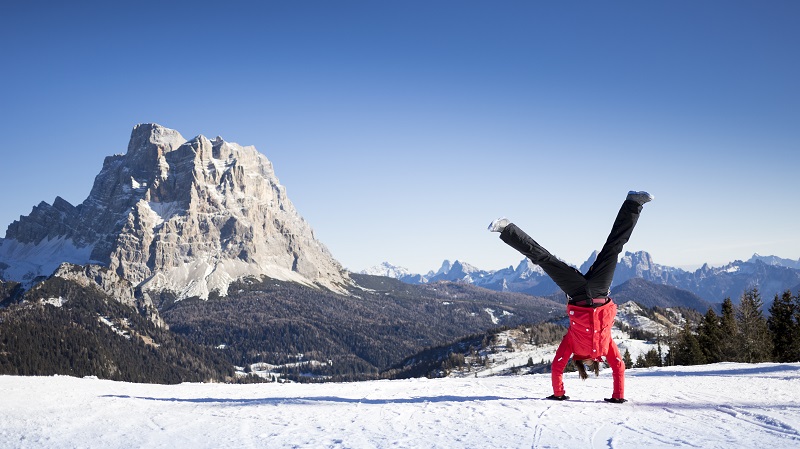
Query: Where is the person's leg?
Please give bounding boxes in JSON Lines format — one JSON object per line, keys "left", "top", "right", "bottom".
{"left": 550, "top": 335, "right": 573, "bottom": 398}
{"left": 499, "top": 223, "right": 588, "bottom": 298}
{"left": 584, "top": 198, "right": 644, "bottom": 297}
{"left": 604, "top": 340, "right": 626, "bottom": 400}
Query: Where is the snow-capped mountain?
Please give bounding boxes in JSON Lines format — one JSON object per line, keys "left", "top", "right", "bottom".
{"left": 360, "top": 262, "right": 428, "bottom": 284}
{"left": 361, "top": 262, "right": 413, "bottom": 279}
{"left": 428, "top": 260, "right": 484, "bottom": 283}
{"left": 0, "top": 124, "right": 350, "bottom": 300}
{"left": 362, "top": 258, "right": 555, "bottom": 295}
{"left": 371, "top": 251, "right": 800, "bottom": 306}
{"left": 615, "top": 250, "right": 689, "bottom": 285}
{"left": 747, "top": 253, "right": 800, "bottom": 270}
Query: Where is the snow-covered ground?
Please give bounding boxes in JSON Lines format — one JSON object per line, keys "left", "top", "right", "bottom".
{"left": 3, "top": 363, "right": 799, "bottom": 448}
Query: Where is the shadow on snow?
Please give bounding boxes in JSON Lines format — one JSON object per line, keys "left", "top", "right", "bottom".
{"left": 629, "top": 363, "right": 800, "bottom": 379}
{"left": 101, "top": 394, "right": 543, "bottom": 406}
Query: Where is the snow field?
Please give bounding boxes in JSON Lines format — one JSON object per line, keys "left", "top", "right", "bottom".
{"left": 2, "top": 363, "right": 799, "bottom": 449}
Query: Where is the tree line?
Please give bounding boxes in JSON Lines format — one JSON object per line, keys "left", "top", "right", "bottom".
{"left": 0, "top": 277, "right": 234, "bottom": 383}
{"left": 633, "top": 288, "right": 799, "bottom": 368}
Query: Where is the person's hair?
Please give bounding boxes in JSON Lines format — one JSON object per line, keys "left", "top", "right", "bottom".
{"left": 574, "top": 359, "right": 600, "bottom": 380}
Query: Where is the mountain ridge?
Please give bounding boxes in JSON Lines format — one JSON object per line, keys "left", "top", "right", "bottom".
{"left": 363, "top": 251, "right": 800, "bottom": 306}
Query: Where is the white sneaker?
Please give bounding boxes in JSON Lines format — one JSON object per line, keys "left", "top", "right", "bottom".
{"left": 626, "top": 191, "right": 654, "bottom": 205}
{"left": 487, "top": 217, "right": 509, "bottom": 233}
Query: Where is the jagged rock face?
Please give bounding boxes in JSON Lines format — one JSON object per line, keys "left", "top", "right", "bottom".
{"left": 47, "top": 262, "right": 166, "bottom": 328}
{"left": 0, "top": 124, "right": 350, "bottom": 299}
{"left": 51, "top": 263, "right": 138, "bottom": 307}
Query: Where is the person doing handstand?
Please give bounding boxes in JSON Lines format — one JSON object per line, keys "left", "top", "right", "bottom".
{"left": 488, "top": 191, "right": 653, "bottom": 404}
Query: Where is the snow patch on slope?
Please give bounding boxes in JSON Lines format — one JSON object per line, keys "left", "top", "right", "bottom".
{"left": 616, "top": 301, "right": 683, "bottom": 336}
{"left": 42, "top": 296, "right": 65, "bottom": 307}
{"left": 145, "top": 201, "right": 183, "bottom": 225}
{"left": 140, "top": 257, "right": 319, "bottom": 298}
{"left": 98, "top": 316, "right": 131, "bottom": 340}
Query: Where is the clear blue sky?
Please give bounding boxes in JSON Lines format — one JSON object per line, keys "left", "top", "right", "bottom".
{"left": 2, "top": 1, "right": 798, "bottom": 274}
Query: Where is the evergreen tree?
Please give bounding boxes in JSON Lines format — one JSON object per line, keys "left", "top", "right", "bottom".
{"left": 644, "top": 348, "right": 662, "bottom": 367}
{"left": 671, "top": 323, "right": 705, "bottom": 366}
{"left": 622, "top": 349, "right": 633, "bottom": 369}
{"left": 720, "top": 298, "right": 740, "bottom": 362}
{"left": 662, "top": 326, "right": 678, "bottom": 367}
{"left": 768, "top": 290, "right": 800, "bottom": 362}
{"left": 796, "top": 291, "right": 800, "bottom": 354}
{"left": 737, "top": 288, "right": 773, "bottom": 363}
{"left": 697, "top": 308, "right": 724, "bottom": 363}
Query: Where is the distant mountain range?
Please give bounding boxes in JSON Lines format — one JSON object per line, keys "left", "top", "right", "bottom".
{"left": 363, "top": 252, "right": 800, "bottom": 307}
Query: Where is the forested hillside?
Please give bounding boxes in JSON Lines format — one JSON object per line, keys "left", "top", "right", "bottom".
{"left": 162, "top": 275, "right": 564, "bottom": 381}
{"left": 0, "top": 277, "right": 233, "bottom": 383}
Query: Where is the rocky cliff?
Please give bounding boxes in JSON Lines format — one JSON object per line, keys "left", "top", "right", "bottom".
{"left": 0, "top": 124, "right": 350, "bottom": 299}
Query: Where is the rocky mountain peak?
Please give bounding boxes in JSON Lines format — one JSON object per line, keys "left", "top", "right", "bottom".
{"left": 123, "top": 123, "right": 186, "bottom": 180}
{"left": 436, "top": 260, "right": 453, "bottom": 276}
{"left": 0, "top": 124, "right": 350, "bottom": 299}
